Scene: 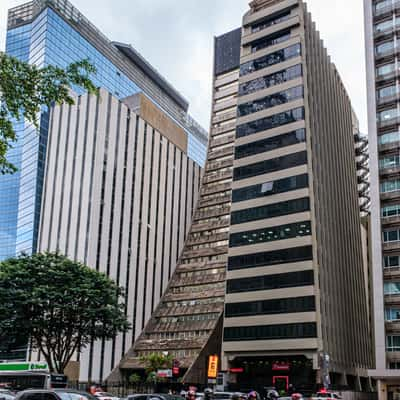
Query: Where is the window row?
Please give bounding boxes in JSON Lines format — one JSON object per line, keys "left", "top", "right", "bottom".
{"left": 382, "top": 204, "right": 400, "bottom": 217}
{"left": 158, "top": 312, "right": 220, "bottom": 324}
{"left": 386, "top": 307, "right": 400, "bottom": 321}
{"left": 235, "top": 129, "right": 306, "bottom": 160}
{"left": 236, "top": 107, "right": 305, "bottom": 138}
{"left": 251, "top": 29, "right": 291, "bottom": 53}
{"left": 239, "top": 65, "right": 302, "bottom": 97}
{"left": 234, "top": 151, "right": 307, "bottom": 181}
{"left": 379, "top": 130, "right": 400, "bottom": 145}
{"left": 164, "top": 297, "right": 225, "bottom": 308}
{"left": 381, "top": 179, "right": 400, "bottom": 193}
{"left": 225, "top": 296, "right": 315, "bottom": 318}
{"left": 378, "top": 107, "right": 400, "bottom": 123}
{"left": 375, "top": 17, "right": 399, "bottom": 33}
{"left": 251, "top": 10, "right": 291, "bottom": 33}
{"left": 170, "top": 281, "right": 225, "bottom": 293}
{"left": 385, "top": 255, "right": 400, "bottom": 268}
{"left": 387, "top": 335, "right": 400, "bottom": 351}
{"left": 229, "top": 221, "right": 311, "bottom": 247}
{"left": 378, "top": 84, "right": 399, "bottom": 100}
{"left": 376, "top": 40, "right": 394, "bottom": 56}
{"left": 231, "top": 197, "right": 310, "bottom": 225}
{"left": 146, "top": 330, "right": 210, "bottom": 340}
{"left": 384, "top": 282, "right": 400, "bottom": 295}
{"left": 383, "top": 228, "right": 400, "bottom": 242}
{"left": 232, "top": 174, "right": 309, "bottom": 203}
{"left": 240, "top": 43, "right": 301, "bottom": 77}
{"left": 238, "top": 86, "right": 303, "bottom": 117}
{"left": 223, "top": 322, "right": 317, "bottom": 341}
{"left": 227, "top": 270, "right": 314, "bottom": 294}
{"left": 380, "top": 154, "right": 400, "bottom": 169}
{"left": 227, "top": 245, "right": 313, "bottom": 271}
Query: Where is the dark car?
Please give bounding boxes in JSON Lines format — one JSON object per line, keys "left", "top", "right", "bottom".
{"left": 54, "top": 390, "right": 98, "bottom": 400}
{"left": 16, "top": 389, "right": 97, "bottom": 400}
{"left": 127, "top": 395, "right": 184, "bottom": 400}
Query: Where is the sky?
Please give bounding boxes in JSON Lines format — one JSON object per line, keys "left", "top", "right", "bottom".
{"left": 0, "top": 0, "right": 367, "bottom": 133}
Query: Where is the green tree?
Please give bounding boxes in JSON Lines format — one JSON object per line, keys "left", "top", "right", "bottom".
{"left": 128, "top": 373, "right": 142, "bottom": 385}
{"left": 0, "top": 52, "right": 97, "bottom": 174}
{"left": 139, "top": 353, "right": 173, "bottom": 383}
{"left": 0, "top": 252, "right": 130, "bottom": 374}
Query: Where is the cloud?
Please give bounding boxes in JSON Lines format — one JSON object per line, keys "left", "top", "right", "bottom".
{"left": 0, "top": 0, "right": 367, "bottom": 132}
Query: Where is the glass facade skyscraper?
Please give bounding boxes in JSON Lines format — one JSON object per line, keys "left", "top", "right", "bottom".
{"left": 1, "top": 0, "right": 208, "bottom": 261}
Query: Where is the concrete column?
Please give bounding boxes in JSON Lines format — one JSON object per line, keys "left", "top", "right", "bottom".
{"left": 378, "top": 379, "right": 388, "bottom": 400}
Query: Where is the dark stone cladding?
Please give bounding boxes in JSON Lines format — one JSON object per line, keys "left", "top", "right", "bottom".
{"left": 214, "top": 28, "right": 242, "bottom": 75}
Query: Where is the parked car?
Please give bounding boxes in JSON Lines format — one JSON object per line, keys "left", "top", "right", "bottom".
{"left": 0, "top": 390, "right": 16, "bottom": 400}
{"left": 311, "top": 392, "right": 341, "bottom": 400}
{"left": 93, "top": 393, "right": 119, "bottom": 400}
{"left": 127, "top": 395, "right": 183, "bottom": 400}
{"left": 55, "top": 389, "right": 98, "bottom": 400}
{"left": 15, "top": 389, "right": 62, "bottom": 400}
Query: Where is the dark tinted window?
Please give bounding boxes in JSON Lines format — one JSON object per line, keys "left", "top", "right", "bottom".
{"left": 227, "top": 270, "right": 314, "bottom": 293}
{"left": 235, "top": 129, "right": 305, "bottom": 159}
{"left": 223, "top": 322, "right": 317, "bottom": 341}
{"left": 239, "top": 65, "right": 302, "bottom": 96}
{"left": 236, "top": 107, "right": 304, "bottom": 138}
{"left": 238, "top": 86, "right": 303, "bottom": 117}
{"left": 229, "top": 221, "right": 311, "bottom": 247}
{"left": 231, "top": 197, "right": 310, "bottom": 225}
{"left": 227, "top": 245, "right": 313, "bottom": 271}
{"left": 225, "top": 296, "right": 316, "bottom": 317}
{"left": 251, "top": 11, "right": 291, "bottom": 33}
{"left": 240, "top": 43, "right": 301, "bottom": 76}
{"left": 232, "top": 174, "right": 309, "bottom": 203}
{"left": 233, "top": 151, "right": 307, "bottom": 181}
{"left": 251, "top": 30, "right": 291, "bottom": 53}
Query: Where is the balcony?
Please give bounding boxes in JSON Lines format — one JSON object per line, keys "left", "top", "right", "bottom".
{"left": 194, "top": 206, "right": 231, "bottom": 221}
{"left": 381, "top": 215, "right": 400, "bottom": 227}
{"left": 385, "top": 293, "right": 400, "bottom": 305}
{"left": 212, "top": 110, "right": 237, "bottom": 125}
{"left": 212, "top": 122, "right": 237, "bottom": 136}
{"left": 206, "top": 158, "right": 234, "bottom": 173}
{"left": 186, "top": 232, "right": 229, "bottom": 246}
{"left": 170, "top": 272, "right": 226, "bottom": 288}
{"left": 199, "top": 194, "right": 232, "bottom": 209}
{"left": 381, "top": 190, "right": 400, "bottom": 201}
{"left": 190, "top": 217, "right": 230, "bottom": 233}
{"left": 380, "top": 165, "right": 400, "bottom": 177}
{"left": 377, "top": 116, "right": 400, "bottom": 130}
{"left": 203, "top": 170, "right": 233, "bottom": 184}
{"left": 163, "top": 287, "right": 226, "bottom": 302}
{"left": 386, "top": 320, "right": 400, "bottom": 333}
{"left": 208, "top": 146, "right": 235, "bottom": 161}
{"left": 384, "top": 266, "right": 400, "bottom": 279}
{"left": 201, "top": 181, "right": 231, "bottom": 196}
{"left": 209, "top": 134, "right": 235, "bottom": 149}
{"left": 377, "top": 94, "right": 400, "bottom": 107}
{"left": 180, "top": 245, "right": 229, "bottom": 260}
{"left": 379, "top": 141, "right": 400, "bottom": 153}
{"left": 386, "top": 351, "right": 400, "bottom": 362}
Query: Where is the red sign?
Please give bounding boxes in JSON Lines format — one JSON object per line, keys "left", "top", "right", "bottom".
{"left": 173, "top": 367, "right": 180, "bottom": 375}
{"left": 272, "top": 362, "right": 290, "bottom": 371}
{"left": 229, "top": 368, "right": 244, "bottom": 373}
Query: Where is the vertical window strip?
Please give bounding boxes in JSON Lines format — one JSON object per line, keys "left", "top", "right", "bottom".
{"left": 132, "top": 122, "right": 148, "bottom": 344}
{"left": 159, "top": 141, "right": 170, "bottom": 298}
{"left": 65, "top": 96, "right": 81, "bottom": 255}
{"left": 142, "top": 128, "right": 155, "bottom": 330}
{"left": 168, "top": 147, "right": 177, "bottom": 278}
{"left": 56, "top": 103, "right": 72, "bottom": 251}
{"left": 151, "top": 135, "right": 163, "bottom": 311}
{"left": 122, "top": 115, "right": 139, "bottom": 356}
{"left": 74, "top": 94, "right": 91, "bottom": 259}
{"left": 47, "top": 103, "right": 63, "bottom": 248}
{"left": 185, "top": 156, "right": 189, "bottom": 237}
{"left": 176, "top": 151, "right": 183, "bottom": 260}
{"left": 83, "top": 93, "right": 100, "bottom": 264}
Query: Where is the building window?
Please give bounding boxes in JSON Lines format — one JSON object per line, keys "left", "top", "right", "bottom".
{"left": 227, "top": 270, "right": 314, "bottom": 294}
{"left": 251, "top": 29, "right": 291, "bottom": 53}
{"left": 384, "top": 282, "right": 400, "bottom": 295}
{"left": 389, "top": 362, "right": 400, "bottom": 369}
{"left": 251, "top": 10, "right": 291, "bottom": 33}
{"left": 378, "top": 85, "right": 397, "bottom": 99}
{"left": 240, "top": 43, "right": 301, "bottom": 77}
{"left": 379, "top": 131, "right": 400, "bottom": 145}
{"left": 375, "top": 19, "right": 395, "bottom": 33}
{"left": 384, "top": 255, "right": 400, "bottom": 268}
{"left": 380, "top": 154, "right": 400, "bottom": 169}
{"left": 387, "top": 335, "right": 400, "bottom": 351}
{"left": 375, "top": 0, "right": 392, "bottom": 12}
{"left": 239, "top": 64, "right": 302, "bottom": 96}
{"left": 378, "top": 108, "right": 399, "bottom": 122}
{"left": 238, "top": 86, "right": 304, "bottom": 117}
{"left": 231, "top": 197, "right": 310, "bottom": 225}
{"left": 386, "top": 308, "right": 400, "bottom": 321}
{"left": 227, "top": 245, "right": 313, "bottom": 271}
{"left": 236, "top": 107, "right": 304, "bottom": 138}
{"left": 377, "top": 63, "right": 396, "bottom": 77}
{"left": 383, "top": 229, "right": 400, "bottom": 242}
{"left": 233, "top": 151, "right": 307, "bottom": 181}
{"left": 376, "top": 40, "right": 394, "bottom": 55}
{"left": 223, "top": 322, "right": 317, "bottom": 342}
{"left": 232, "top": 174, "right": 309, "bottom": 203}
{"left": 225, "top": 296, "right": 316, "bottom": 318}
{"left": 382, "top": 204, "right": 400, "bottom": 217}
{"left": 229, "top": 221, "right": 311, "bottom": 247}
{"left": 381, "top": 179, "right": 400, "bottom": 193}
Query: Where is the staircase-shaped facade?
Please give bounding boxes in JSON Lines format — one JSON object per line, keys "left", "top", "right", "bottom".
{"left": 117, "top": 33, "right": 241, "bottom": 384}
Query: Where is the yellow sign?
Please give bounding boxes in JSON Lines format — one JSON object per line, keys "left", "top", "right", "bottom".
{"left": 207, "top": 355, "right": 219, "bottom": 378}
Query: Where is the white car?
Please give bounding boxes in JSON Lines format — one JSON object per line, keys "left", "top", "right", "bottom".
{"left": 94, "top": 392, "right": 119, "bottom": 400}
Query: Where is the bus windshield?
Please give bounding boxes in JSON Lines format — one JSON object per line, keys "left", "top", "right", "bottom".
{"left": 0, "top": 373, "right": 47, "bottom": 391}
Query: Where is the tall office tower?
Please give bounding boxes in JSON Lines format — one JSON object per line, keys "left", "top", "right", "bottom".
{"left": 365, "top": 0, "right": 400, "bottom": 396}
{"left": 222, "top": 0, "right": 372, "bottom": 391}
{"left": 1, "top": 0, "right": 208, "bottom": 262}
{"left": 36, "top": 88, "right": 202, "bottom": 382}
{"left": 115, "top": 28, "right": 242, "bottom": 384}
{"left": 117, "top": 0, "right": 373, "bottom": 391}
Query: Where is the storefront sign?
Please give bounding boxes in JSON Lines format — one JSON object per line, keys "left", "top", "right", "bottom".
{"left": 229, "top": 368, "right": 244, "bottom": 373}
{"left": 157, "top": 369, "right": 172, "bottom": 378}
{"left": 272, "top": 362, "right": 290, "bottom": 371}
{"left": 0, "top": 362, "right": 49, "bottom": 372}
{"left": 207, "top": 355, "right": 219, "bottom": 378}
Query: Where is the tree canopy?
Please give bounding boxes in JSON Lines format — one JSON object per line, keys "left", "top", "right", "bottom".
{"left": 0, "top": 52, "right": 97, "bottom": 174}
{"left": 0, "top": 252, "right": 130, "bottom": 374}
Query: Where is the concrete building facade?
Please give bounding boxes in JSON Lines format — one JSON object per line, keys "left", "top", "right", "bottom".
{"left": 118, "top": 0, "right": 373, "bottom": 392}
{"left": 36, "top": 88, "right": 202, "bottom": 381}
{"left": 364, "top": 0, "right": 400, "bottom": 397}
